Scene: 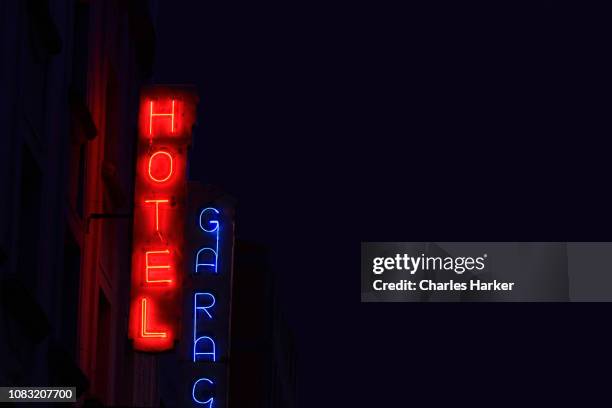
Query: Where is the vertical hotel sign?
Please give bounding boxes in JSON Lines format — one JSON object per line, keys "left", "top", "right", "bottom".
{"left": 129, "top": 86, "right": 198, "bottom": 352}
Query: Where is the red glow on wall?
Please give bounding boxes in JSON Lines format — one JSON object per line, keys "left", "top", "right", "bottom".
{"left": 129, "top": 86, "right": 198, "bottom": 352}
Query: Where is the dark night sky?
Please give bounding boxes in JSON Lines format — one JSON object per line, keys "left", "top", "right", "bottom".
{"left": 152, "top": 2, "right": 612, "bottom": 406}
{"left": 151, "top": 0, "right": 329, "bottom": 329}
{"left": 152, "top": 2, "right": 350, "bottom": 404}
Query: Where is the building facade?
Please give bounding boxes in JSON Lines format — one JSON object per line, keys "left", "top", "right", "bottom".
{"left": 0, "top": 0, "right": 158, "bottom": 405}
{"left": 230, "top": 241, "right": 297, "bottom": 408}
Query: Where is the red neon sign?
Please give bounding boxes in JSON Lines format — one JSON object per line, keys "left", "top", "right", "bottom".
{"left": 144, "top": 199, "right": 170, "bottom": 232}
{"left": 149, "top": 100, "right": 175, "bottom": 135}
{"left": 129, "top": 86, "right": 198, "bottom": 352}
{"left": 148, "top": 151, "right": 174, "bottom": 183}
{"left": 141, "top": 298, "right": 168, "bottom": 338}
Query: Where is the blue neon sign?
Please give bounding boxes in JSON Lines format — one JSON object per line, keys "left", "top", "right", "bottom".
{"left": 194, "top": 292, "right": 215, "bottom": 319}
{"left": 191, "top": 206, "right": 223, "bottom": 406}
{"left": 192, "top": 377, "right": 214, "bottom": 406}
{"left": 193, "top": 292, "right": 217, "bottom": 362}
{"left": 195, "top": 208, "right": 219, "bottom": 273}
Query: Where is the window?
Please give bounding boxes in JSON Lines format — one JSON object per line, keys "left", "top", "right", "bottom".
{"left": 60, "top": 227, "right": 81, "bottom": 359}
{"left": 68, "top": 1, "right": 92, "bottom": 218}
{"left": 71, "top": 1, "right": 90, "bottom": 100}
{"left": 17, "top": 144, "right": 42, "bottom": 288}
{"left": 101, "top": 63, "right": 126, "bottom": 209}
{"left": 95, "top": 290, "right": 111, "bottom": 402}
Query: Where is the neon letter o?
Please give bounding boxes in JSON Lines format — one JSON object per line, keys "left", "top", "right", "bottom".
{"left": 148, "top": 151, "right": 173, "bottom": 183}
